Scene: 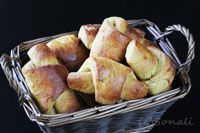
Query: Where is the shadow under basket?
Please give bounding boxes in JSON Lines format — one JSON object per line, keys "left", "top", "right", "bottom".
{"left": 0, "top": 19, "right": 195, "bottom": 133}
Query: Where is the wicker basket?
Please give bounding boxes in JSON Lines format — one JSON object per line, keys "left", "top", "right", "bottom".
{"left": 0, "top": 19, "right": 195, "bottom": 133}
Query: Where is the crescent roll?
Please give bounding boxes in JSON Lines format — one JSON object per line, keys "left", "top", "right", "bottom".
{"left": 46, "top": 35, "right": 89, "bottom": 71}
{"left": 67, "top": 57, "right": 148, "bottom": 104}
{"left": 126, "top": 40, "right": 175, "bottom": 95}
{"left": 22, "top": 43, "right": 79, "bottom": 114}
{"left": 89, "top": 17, "right": 131, "bottom": 62}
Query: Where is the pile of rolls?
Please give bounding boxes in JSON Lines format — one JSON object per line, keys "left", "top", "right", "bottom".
{"left": 22, "top": 17, "right": 175, "bottom": 114}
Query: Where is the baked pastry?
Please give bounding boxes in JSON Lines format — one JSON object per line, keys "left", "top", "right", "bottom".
{"left": 21, "top": 16, "right": 176, "bottom": 114}
{"left": 125, "top": 25, "right": 145, "bottom": 40}
{"left": 27, "top": 42, "right": 59, "bottom": 66}
{"left": 46, "top": 35, "right": 89, "bottom": 72}
{"left": 125, "top": 40, "right": 158, "bottom": 80}
{"left": 89, "top": 17, "right": 131, "bottom": 62}
{"left": 125, "top": 40, "right": 175, "bottom": 95}
{"left": 78, "top": 24, "right": 100, "bottom": 49}
{"left": 22, "top": 43, "right": 80, "bottom": 114}
{"left": 78, "top": 24, "right": 144, "bottom": 50}
{"left": 67, "top": 57, "right": 148, "bottom": 104}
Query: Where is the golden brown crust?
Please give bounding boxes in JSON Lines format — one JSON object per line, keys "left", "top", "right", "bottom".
{"left": 68, "top": 57, "right": 148, "bottom": 104}
{"left": 144, "top": 46, "right": 176, "bottom": 95}
{"left": 125, "top": 40, "right": 158, "bottom": 80}
{"left": 106, "top": 17, "right": 128, "bottom": 33}
{"left": 46, "top": 35, "right": 89, "bottom": 71}
{"left": 78, "top": 24, "right": 100, "bottom": 49}
{"left": 64, "top": 42, "right": 89, "bottom": 72}
{"left": 54, "top": 89, "right": 80, "bottom": 114}
{"left": 92, "top": 57, "right": 129, "bottom": 104}
{"left": 125, "top": 26, "right": 158, "bottom": 48}
{"left": 125, "top": 26, "right": 145, "bottom": 40}
{"left": 68, "top": 72, "right": 94, "bottom": 94}
{"left": 22, "top": 64, "right": 69, "bottom": 113}
{"left": 125, "top": 39, "right": 175, "bottom": 95}
{"left": 121, "top": 72, "right": 148, "bottom": 100}
{"left": 46, "top": 35, "right": 79, "bottom": 63}
{"left": 23, "top": 42, "right": 80, "bottom": 114}
{"left": 78, "top": 24, "right": 144, "bottom": 51}
{"left": 90, "top": 17, "right": 131, "bottom": 62}
{"left": 28, "top": 43, "right": 59, "bottom": 67}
